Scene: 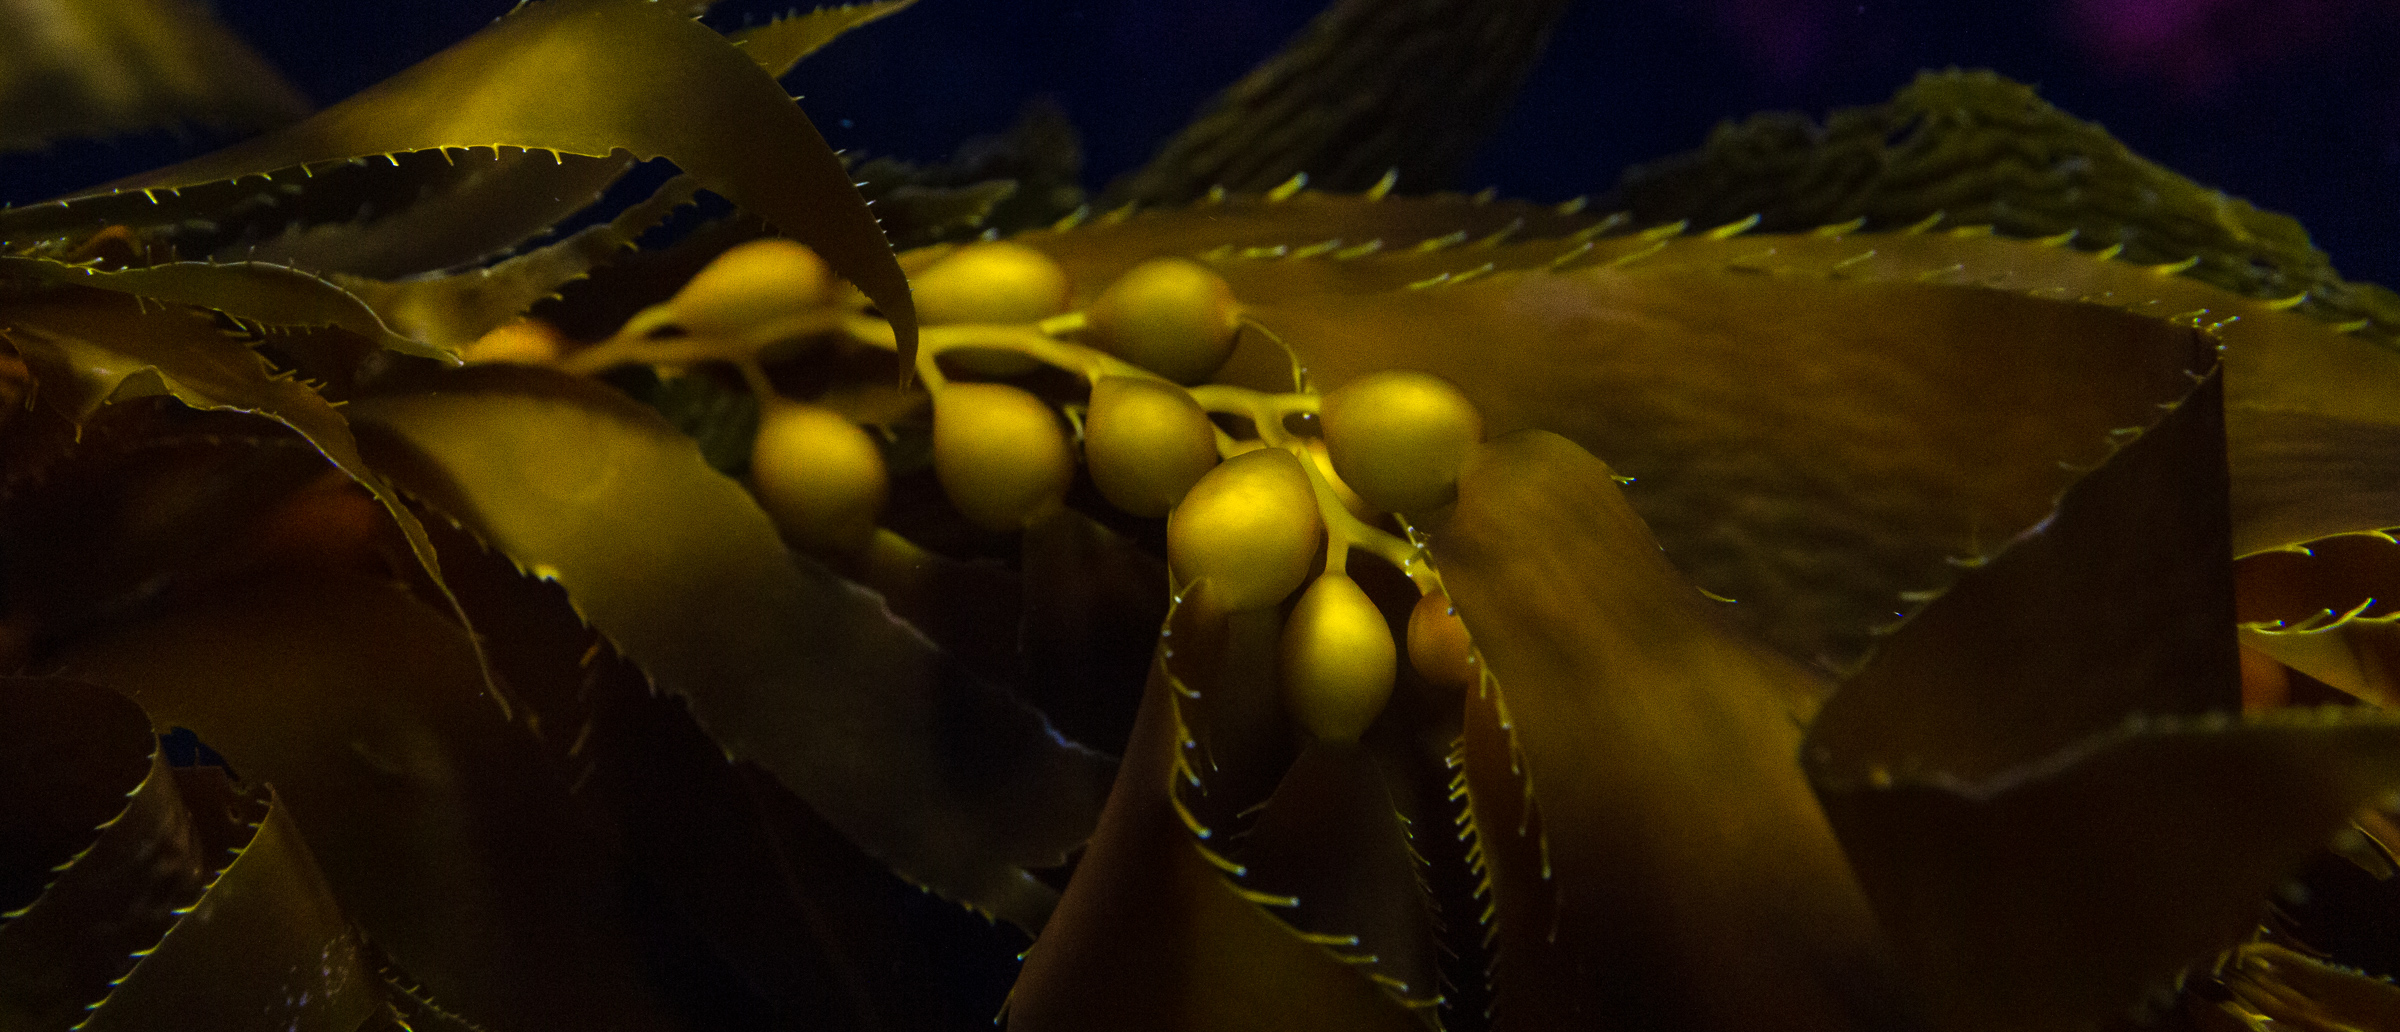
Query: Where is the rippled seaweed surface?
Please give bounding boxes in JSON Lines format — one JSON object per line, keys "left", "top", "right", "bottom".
{"left": 5, "top": 2, "right": 2400, "bottom": 1030}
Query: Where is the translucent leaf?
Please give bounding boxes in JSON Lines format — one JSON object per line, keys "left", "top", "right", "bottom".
{"left": 345, "top": 364, "right": 1112, "bottom": 931}
{"left": 1435, "top": 429, "right": 1909, "bottom": 1031}
{"left": 53, "top": 573, "right": 686, "bottom": 1032}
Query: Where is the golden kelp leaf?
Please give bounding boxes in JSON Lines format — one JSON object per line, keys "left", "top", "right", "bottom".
{"left": 0, "top": 0, "right": 307, "bottom": 151}
{"left": 1435, "top": 429, "right": 1910, "bottom": 1031}
{"left": 1227, "top": 742, "right": 1444, "bottom": 1018}
{"left": 327, "top": 172, "right": 702, "bottom": 350}
{"left": 0, "top": 255, "right": 424, "bottom": 356}
{"left": 1234, "top": 266, "right": 2213, "bottom": 673}
{"left": 1806, "top": 373, "right": 2239, "bottom": 781}
{"left": 1017, "top": 191, "right": 1607, "bottom": 305}
{"left": 54, "top": 573, "right": 685, "bottom": 1032}
{"left": 0, "top": 290, "right": 455, "bottom": 650}
{"left": 731, "top": 0, "right": 920, "bottom": 77}
{"left": 81, "top": 793, "right": 390, "bottom": 1032}
{"left": 1515, "top": 225, "right": 2400, "bottom": 557}
{"left": 0, "top": 0, "right": 917, "bottom": 365}
{"left": 1007, "top": 582, "right": 1428, "bottom": 1032}
{"left": 210, "top": 149, "right": 640, "bottom": 280}
{"left": 345, "top": 364, "right": 1113, "bottom": 931}
{"left": 0, "top": 676, "right": 215, "bottom": 1028}
{"left": 1803, "top": 375, "right": 2400, "bottom": 1030}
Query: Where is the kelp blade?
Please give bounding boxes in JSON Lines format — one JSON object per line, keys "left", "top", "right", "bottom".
{"left": 1, "top": 0, "right": 917, "bottom": 364}
{"left": 1007, "top": 582, "right": 1428, "bottom": 1032}
{"left": 0, "top": 0, "right": 307, "bottom": 151}
{"left": 54, "top": 573, "right": 685, "bottom": 1032}
{"left": 346, "top": 364, "right": 1112, "bottom": 931}
{"left": 1436, "top": 429, "right": 1911, "bottom": 1031}
{"left": 1806, "top": 374, "right": 2400, "bottom": 1030}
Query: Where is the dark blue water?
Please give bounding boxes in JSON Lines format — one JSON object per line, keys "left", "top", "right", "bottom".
{"left": 4, "top": 0, "right": 2395, "bottom": 285}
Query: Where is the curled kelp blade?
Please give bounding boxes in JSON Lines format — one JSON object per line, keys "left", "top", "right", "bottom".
{"left": 0, "top": 0, "right": 918, "bottom": 366}
{"left": 1105, "top": 0, "right": 1570, "bottom": 204}
{"left": 0, "top": 0, "right": 307, "bottom": 152}
{"left": 1006, "top": 582, "right": 1429, "bottom": 1032}
{"left": 1433, "top": 429, "right": 1912, "bottom": 1032}
{"left": 1234, "top": 267, "right": 2215, "bottom": 675}
{"left": 53, "top": 572, "right": 686, "bottom": 1032}
{"left": 1800, "top": 373, "right": 2400, "bottom": 1030}
{"left": 0, "top": 675, "right": 221, "bottom": 1028}
{"left": 1605, "top": 69, "right": 2400, "bottom": 345}
{"left": 80, "top": 790, "right": 412, "bottom": 1032}
{"left": 344, "top": 363, "right": 1113, "bottom": 931}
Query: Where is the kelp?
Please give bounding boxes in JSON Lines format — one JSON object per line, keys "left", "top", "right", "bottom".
{"left": 4, "top": 0, "right": 2400, "bottom": 1030}
{"left": 345, "top": 365, "right": 1113, "bottom": 931}
{"left": 0, "top": 0, "right": 308, "bottom": 152}
{"left": 0, "top": 676, "right": 462, "bottom": 1030}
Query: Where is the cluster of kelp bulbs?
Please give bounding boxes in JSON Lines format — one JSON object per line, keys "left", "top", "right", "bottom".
{"left": 666, "top": 236, "right": 1491, "bottom": 743}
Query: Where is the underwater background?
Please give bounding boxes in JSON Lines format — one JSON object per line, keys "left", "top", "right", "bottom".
{"left": 4, "top": 0, "right": 2395, "bottom": 285}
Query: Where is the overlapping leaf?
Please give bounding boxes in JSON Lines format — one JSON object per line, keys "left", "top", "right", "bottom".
{"left": 54, "top": 573, "right": 683, "bottom": 1032}
{"left": 0, "top": 0, "right": 917, "bottom": 364}
{"left": 1007, "top": 582, "right": 1430, "bottom": 1032}
{"left": 1437, "top": 430, "right": 1910, "bottom": 1031}
{"left": 0, "top": 290, "right": 453, "bottom": 619}
{"left": 345, "top": 364, "right": 1113, "bottom": 931}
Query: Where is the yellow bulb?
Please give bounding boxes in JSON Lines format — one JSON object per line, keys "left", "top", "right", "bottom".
{"left": 932, "top": 382, "right": 1076, "bottom": 531}
{"left": 749, "top": 401, "right": 887, "bottom": 554}
{"left": 1280, "top": 573, "right": 1397, "bottom": 744}
{"left": 1085, "top": 257, "right": 1242, "bottom": 384}
{"left": 1084, "top": 376, "right": 1219, "bottom": 518}
{"left": 1167, "top": 447, "right": 1321, "bottom": 611}
{"left": 1319, "top": 370, "right": 1483, "bottom": 515}
{"left": 913, "top": 241, "right": 1073, "bottom": 376}
{"left": 911, "top": 241, "right": 1073, "bottom": 325}
{"left": 1406, "top": 589, "right": 1476, "bottom": 688}
{"left": 667, "top": 238, "right": 834, "bottom": 337}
